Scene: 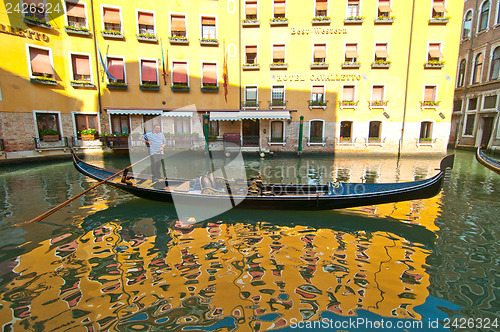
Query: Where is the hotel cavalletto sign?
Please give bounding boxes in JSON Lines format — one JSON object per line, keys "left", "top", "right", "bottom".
{"left": 0, "top": 23, "right": 50, "bottom": 42}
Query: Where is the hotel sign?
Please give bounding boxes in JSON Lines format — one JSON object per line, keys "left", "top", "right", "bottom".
{"left": 0, "top": 23, "right": 50, "bottom": 42}
{"left": 291, "top": 27, "right": 348, "bottom": 35}
{"left": 276, "top": 73, "right": 362, "bottom": 82}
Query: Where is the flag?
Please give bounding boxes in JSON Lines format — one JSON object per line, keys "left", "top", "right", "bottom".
{"left": 97, "top": 44, "right": 117, "bottom": 81}
{"left": 223, "top": 43, "right": 228, "bottom": 103}
{"left": 161, "top": 39, "right": 167, "bottom": 85}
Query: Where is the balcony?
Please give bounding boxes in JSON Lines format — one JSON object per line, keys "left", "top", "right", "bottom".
{"left": 344, "top": 17, "right": 365, "bottom": 24}
{"left": 308, "top": 100, "right": 327, "bottom": 110}
{"left": 268, "top": 100, "right": 287, "bottom": 109}
{"left": 342, "top": 61, "right": 361, "bottom": 69}
{"left": 34, "top": 137, "right": 69, "bottom": 152}
{"left": 371, "top": 61, "right": 391, "bottom": 69}
{"left": 140, "top": 84, "right": 160, "bottom": 91}
{"left": 307, "top": 137, "right": 327, "bottom": 146}
{"left": 242, "top": 19, "right": 260, "bottom": 27}
{"left": 101, "top": 30, "right": 124, "bottom": 39}
{"left": 200, "top": 38, "right": 219, "bottom": 46}
{"left": 137, "top": 34, "right": 157, "bottom": 42}
{"left": 429, "top": 17, "right": 449, "bottom": 25}
{"left": 312, "top": 17, "right": 331, "bottom": 25}
{"left": 369, "top": 100, "right": 389, "bottom": 109}
{"left": 270, "top": 62, "right": 288, "bottom": 70}
{"left": 424, "top": 61, "right": 445, "bottom": 69}
{"left": 421, "top": 101, "right": 440, "bottom": 110}
{"left": 169, "top": 36, "right": 189, "bottom": 44}
{"left": 71, "top": 80, "right": 95, "bottom": 88}
{"left": 311, "top": 62, "right": 329, "bottom": 69}
{"left": 171, "top": 84, "right": 190, "bottom": 92}
{"left": 65, "top": 26, "right": 90, "bottom": 35}
{"left": 242, "top": 101, "right": 260, "bottom": 110}
{"left": 270, "top": 18, "right": 289, "bottom": 26}
{"left": 374, "top": 16, "right": 395, "bottom": 24}
{"left": 30, "top": 76, "right": 57, "bottom": 85}
{"left": 242, "top": 63, "right": 260, "bottom": 71}
{"left": 23, "top": 16, "right": 51, "bottom": 29}
{"left": 338, "top": 100, "right": 359, "bottom": 109}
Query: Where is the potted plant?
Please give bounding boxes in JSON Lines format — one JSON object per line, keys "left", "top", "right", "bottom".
{"left": 40, "top": 129, "right": 60, "bottom": 142}
{"left": 208, "top": 135, "right": 217, "bottom": 142}
{"left": 80, "top": 128, "right": 98, "bottom": 140}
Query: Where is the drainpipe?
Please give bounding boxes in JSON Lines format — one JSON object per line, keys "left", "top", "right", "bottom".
{"left": 89, "top": 0, "right": 102, "bottom": 116}
{"left": 298, "top": 115, "right": 304, "bottom": 156}
{"left": 204, "top": 114, "right": 209, "bottom": 154}
{"left": 399, "top": 0, "right": 417, "bottom": 158}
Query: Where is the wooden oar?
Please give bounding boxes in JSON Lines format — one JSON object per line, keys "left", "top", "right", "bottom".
{"left": 20, "top": 151, "right": 159, "bottom": 226}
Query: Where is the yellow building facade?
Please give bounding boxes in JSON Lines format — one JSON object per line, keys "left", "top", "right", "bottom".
{"left": 0, "top": 0, "right": 463, "bottom": 157}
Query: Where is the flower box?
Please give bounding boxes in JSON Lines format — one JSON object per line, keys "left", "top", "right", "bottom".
{"left": 243, "top": 102, "right": 259, "bottom": 109}
{"left": 308, "top": 101, "right": 327, "bottom": 109}
{"left": 270, "top": 18, "right": 289, "bottom": 26}
{"left": 421, "top": 101, "right": 440, "bottom": 109}
{"left": 200, "top": 39, "right": 219, "bottom": 46}
{"left": 424, "top": 61, "right": 445, "bottom": 69}
{"left": 42, "top": 135, "right": 59, "bottom": 142}
{"left": 242, "top": 19, "right": 260, "bottom": 27}
{"left": 30, "top": 77, "right": 57, "bottom": 85}
{"left": 269, "top": 101, "right": 286, "bottom": 108}
{"left": 270, "top": 63, "right": 288, "bottom": 70}
{"left": 344, "top": 17, "right": 365, "bottom": 24}
{"left": 101, "top": 30, "right": 124, "bottom": 39}
{"left": 23, "top": 16, "right": 51, "bottom": 29}
{"left": 342, "top": 62, "right": 361, "bottom": 69}
{"left": 312, "top": 17, "right": 331, "bottom": 25}
{"left": 107, "top": 82, "right": 127, "bottom": 89}
{"left": 169, "top": 37, "right": 189, "bottom": 44}
{"left": 171, "top": 85, "right": 190, "bottom": 92}
{"left": 242, "top": 64, "right": 260, "bottom": 70}
{"left": 65, "top": 26, "right": 90, "bottom": 35}
{"left": 339, "top": 101, "right": 359, "bottom": 109}
{"left": 374, "top": 17, "right": 395, "bottom": 24}
{"left": 370, "top": 101, "right": 389, "bottom": 108}
{"left": 371, "top": 61, "right": 391, "bottom": 69}
{"left": 71, "top": 81, "right": 94, "bottom": 88}
{"left": 137, "top": 34, "right": 157, "bottom": 42}
{"left": 201, "top": 86, "right": 219, "bottom": 92}
{"left": 140, "top": 84, "right": 160, "bottom": 91}
{"left": 368, "top": 138, "right": 382, "bottom": 143}
{"left": 429, "top": 18, "right": 449, "bottom": 25}
{"left": 339, "top": 138, "right": 353, "bottom": 143}
{"left": 81, "top": 134, "right": 96, "bottom": 141}
{"left": 311, "top": 62, "right": 329, "bottom": 69}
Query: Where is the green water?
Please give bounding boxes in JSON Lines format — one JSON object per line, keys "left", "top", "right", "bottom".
{"left": 0, "top": 150, "right": 498, "bottom": 331}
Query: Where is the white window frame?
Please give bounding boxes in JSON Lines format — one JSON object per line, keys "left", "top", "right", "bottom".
{"left": 376, "top": 0, "right": 392, "bottom": 17}
{"left": 496, "top": 0, "right": 500, "bottom": 25}
{"left": 21, "top": 0, "right": 48, "bottom": 21}
{"left": 272, "top": 43, "right": 287, "bottom": 63}
{"left": 108, "top": 113, "right": 132, "bottom": 136}
{"left": 462, "top": 9, "right": 473, "bottom": 40}
{"left": 105, "top": 55, "right": 127, "bottom": 84}
{"left": 138, "top": 57, "right": 159, "bottom": 85}
{"left": 199, "top": 14, "right": 218, "bottom": 40}
{"left": 477, "top": 0, "right": 491, "bottom": 33}
{"left": 367, "top": 120, "right": 384, "bottom": 143}
{"left": 338, "top": 119, "right": 354, "bottom": 143}
{"left": 64, "top": 0, "right": 89, "bottom": 29}
{"left": 201, "top": 61, "right": 219, "bottom": 87}
{"left": 168, "top": 12, "right": 188, "bottom": 38}
{"left": 25, "top": 44, "right": 54, "bottom": 79}
{"left": 463, "top": 113, "right": 476, "bottom": 137}
{"left": 430, "top": 0, "right": 447, "bottom": 19}
{"left": 100, "top": 4, "right": 123, "bottom": 34}
{"left": 482, "top": 93, "right": 499, "bottom": 110}
{"left": 135, "top": 9, "right": 156, "bottom": 37}
{"left": 310, "top": 84, "right": 326, "bottom": 104}
{"left": 370, "top": 84, "right": 386, "bottom": 101}
{"left": 72, "top": 111, "right": 101, "bottom": 137}
{"left": 422, "top": 84, "right": 439, "bottom": 102}
{"left": 314, "top": 0, "right": 328, "bottom": 17}
{"left": 344, "top": 41, "right": 359, "bottom": 63}
{"left": 32, "top": 110, "right": 63, "bottom": 139}
{"left": 312, "top": 42, "right": 328, "bottom": 63}
{"left": 308, "top": 119, "right": 326, "bottom": 146}
{"left": 273, "top": 0, "right": 287, "bottom": 17}
{"left": 244, "top": 0, "right": 259, "bottom": 20}
{"left": 427, "top": 41, "right": 443, "bottom": 62}
{"left": 244, "top": 85, "right": 258, "bottom": 103}
{"left": 373, "top": 41, "right": 390, "bottom": 61}
{"left": 245, "top": 44, "right": 259, "bottom": 64}
{"left": 341, "top": 84, "right": 357, "bottom": 101}
{"left": 270, "top": 84, "right": 286, "bottom": 108}
{"left": 456, "top": 56, "right": 468, "bottom": 88}
{"left": 269, "top": 120, "right": 286, "bottom": 145}
{"left": 170, "top": 59, "right": 189, "bottom": 86}
{"left": 471, "top": 48, "right": 486, "bottom": 85}
{"left": 68, "top": 51, "right": 94, "bottom": 83}
{"left": 488, "top": 41, "right": 500, "bottom": 80}
{"left": 419, "top": 120, "right": 435, "bottom": 141}
{"left": 345, "top": 0, "right": 361, "bottom": 18}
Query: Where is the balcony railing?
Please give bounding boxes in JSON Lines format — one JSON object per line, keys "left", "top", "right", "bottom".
{"left": 270, "top": 18, "right": 289, "bottom": 26}
{"left": 424, "top": 61, "right": 445, "bottom": 69}
{"left": 421, "top": 101, "right": 440, "bottom": 109}
{"left": 242, "top": 101, "right": 260, "bottom": 109}
{"left": 308, "top": 100, "right": 328, "bottom": 109}
{"left": 268, "top": 100, "right": 287, "bottom": 109}
{"left": 34, "top": 137, "right": 69, "bottom": 151}
{"left": 338, "top": 100, "right": 359, "bottom": 109}
{"left": 369, "top": 100, "right": 389, "bottom": 109}
{"left": 342, "top": 61, "right": 361, "bottom": 69}
{"left": 307, "top": 137, "right": 328, "bottom": 146}
{"left": 268, "top": 137, "right": 286, "bottom": 145}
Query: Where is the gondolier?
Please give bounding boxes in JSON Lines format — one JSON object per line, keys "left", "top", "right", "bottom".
{"left": 140, "top": 124, "right": 166, "bottom": 182}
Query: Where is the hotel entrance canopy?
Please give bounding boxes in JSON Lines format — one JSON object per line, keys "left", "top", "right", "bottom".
{"left": 210, "top": 111, "right": 290, "bottom": 121}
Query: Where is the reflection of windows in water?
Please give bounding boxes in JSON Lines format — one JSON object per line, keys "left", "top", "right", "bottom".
{"left": 336, "top": 168, "right": 350, "bottom": 182}
{"left": 364, "top": 170, "right": 378, "bottom": 183}
{"left": 36, "top": 113, "right": 60, "bottom": 135}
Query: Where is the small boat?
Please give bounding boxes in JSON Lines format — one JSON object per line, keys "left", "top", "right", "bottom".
{"left": 476, "top": 148, "right": 500, "bottom": 175}
{"left": 71, "top": 150, "right": 454, "bottom": 210}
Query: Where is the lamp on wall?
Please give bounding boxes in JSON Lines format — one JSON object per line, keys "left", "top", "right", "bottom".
{"left": 288, "top": 114, "right": 292, "bottom": 124}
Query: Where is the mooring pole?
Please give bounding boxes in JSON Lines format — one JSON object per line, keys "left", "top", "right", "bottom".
{"left": 298, "top": 115, "right": 304, "bottom": 156}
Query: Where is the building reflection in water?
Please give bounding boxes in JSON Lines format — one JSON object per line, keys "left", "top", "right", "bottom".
{"left": 0, "top": 196, "right": 442, "bottom": 331}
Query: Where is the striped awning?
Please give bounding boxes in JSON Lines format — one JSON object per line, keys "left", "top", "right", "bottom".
{"left": 211, "top": 111, "right": 290, "bottom": 121}
{"left": 162, "top": 111, "right": 193, "bottom": 117}
{"left": 210, "top": 112, "right": 240, "bottom": 121}
{"left": 107, "top": 109, "right": 162, "bottom": 115}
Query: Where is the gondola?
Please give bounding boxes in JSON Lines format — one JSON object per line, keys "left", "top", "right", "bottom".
{"left": 476, "top": 147, "right": 500, "bottom": 175}
{"left": 71, "top": 150, "right": 454, "bottom": 210}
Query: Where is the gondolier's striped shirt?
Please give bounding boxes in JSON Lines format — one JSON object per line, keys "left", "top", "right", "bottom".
{"left": 142, "top": 131, "right": 166, "bottom": 154}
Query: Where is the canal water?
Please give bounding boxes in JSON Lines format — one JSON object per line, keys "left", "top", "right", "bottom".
{"left": 0, "top": 150, "right": 498, "bottom": 331}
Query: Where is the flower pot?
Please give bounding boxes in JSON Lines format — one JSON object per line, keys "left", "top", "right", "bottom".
{"left": 81, "top": 134, "right": 95, "bottom": 141}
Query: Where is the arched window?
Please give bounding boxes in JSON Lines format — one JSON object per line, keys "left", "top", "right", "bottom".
{"left": 473, "top": 53, "right": 483, "bottom": 84}
{"left": 458, "top": 59, "right": 467, "bottom": 87}
{"left": 490, "top": 47, "right": 500, "bottom": 80}
{"left": 463, "top": 10, "right": 473, "bottom": 39}
{"left": 479, "top": 0, "right": 490, "bottom": 32}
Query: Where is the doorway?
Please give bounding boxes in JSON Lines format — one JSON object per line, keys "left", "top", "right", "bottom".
{"left": 242, "top": 119, "right": 259, "bottom": 146}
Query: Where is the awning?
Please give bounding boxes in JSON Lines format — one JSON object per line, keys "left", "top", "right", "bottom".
{"left": 162, "top": 111, "right": 193, "bottom": 117}
{"left": 239, "top": 111, "right": 290, "bottom": 120}
{"left": 210, "top": 112, "right": 240, "bottom": 121}
{"left": 107, "top": 109, "right": 163, "bottom": 115}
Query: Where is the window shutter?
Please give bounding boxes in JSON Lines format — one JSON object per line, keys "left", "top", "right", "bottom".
{"left": 172, "top": 62, "right": 188, "bottom": 83}
{"left": 203, "top": 63, "right": 217, "bottom": 84}
{"left": 141, "top": 60, "right": 157, "bottom": 82}
{"left": 103, "top": 8, "right": 120, "bottom": 24}
{"left": 171, "top": 15, "right": 186, "bottom": 31}
{"left": 73, "top": 55, "right": 91, "bottom": 76}
{"left": 30, "top": 48, "right": 53, "bottom": 74}
{"left": 138, "top": 12, "right": 154, "bottom": 25}
{"left": 108, "top": 58, "right": 124, "bottom": 80}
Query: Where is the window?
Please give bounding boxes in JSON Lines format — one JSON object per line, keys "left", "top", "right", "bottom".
{"left": 36, "top": 112, "right": 60, "bottom": 137}
{"left": 140, "top": 59, "right": 158, "bottom": 85}
{"left": 25, "top": 0, "right": 46, "bottom": 20}
{"left": 490, "top": 47, "right": 500, "bottom": 80}
{"left": 369, "top": 121, "right": 381, "bottom": 139}
{"left": 201, "top": 16, "right": 216, "bottom": 39}
{"left": 107, "top": 57, "right": 125, "bottom": 83}
{"left": 345, "top": 43, "right": 358, "bottom": 63}
{"left": 172, "top": 61, "right": 188, "bottom": 86}
{"left": 432, "top": 0, "right": 446, "bottom": 19}
{"left": 479, "top": 1, "right": 490, "bottom": 32}
{"left": 340, "top": 121, "right": 352, "bottom": 139}
{"left": 310, "top": 121, "right": 324, "bottom": 139}
{"left": 245, "top": 86, "right": 258, "bottom": 104}
{"left": 110, "top": 115, "right": 130, "bottom": 135}
{"left": 484, "top": 95, "right": 497, "bottom": 109}
{"left": 424, "top": 86, "right": 437, "bottom": 102}
{"left": 428, "top": 43, "right": 443, "bottom": 62}
{"left": 453, "top": 100, "right": 462, "bottom": 112}
{"left": 137, "top": 11, "right": 155, "bottom": 36}
{"left": 245, "top": 45, "right": 257, "bottom": 64}
{"left": 174, "top": 118, "right": 191, "bottom": 134}
{"left": 311, "top": 86, "right": 325, "bottom": 103}
{"left": 271, "top": 85, "right": 285, "bottom": 106}
{"left": 463, "top": 10, "right": 472, "bottom": 39}
{"left": 245, "top": 1, "right": 258, "bottom": 20}
{"left": 464, "top": 114, "right": 475, "bottom": 136}
{"left": 371, "top": 85, "right": 384, "bottom": 102}
{"left": 374, "top": 43, "right": 389, "bottom": 61}
{"left": 342, "top": 85, "right": 355, "bottom": 102}
{"left": 209, "top": 121, "right": 219, "bottom": 137}
{"left": 273, "top": 0, "right": 286, "bottom": 18}
{"left": 170, "top": 15, "right": 186, "bottom": 37}
{"left": 273, "top": 44, "right": 285, "bottom": 63}
{"left": 66, "top": 1, "right": 87, "bottom": 28}
{"left": 347, "top": 0, "right": 360, "bottom": 18}
{"left": 202, "top": 62, "right": 217, "bottom": 87}
{"left": 473, "top": 53, "right": 483, "bottom": 84}
{"left": 420, "top": 122, "right": 433, "bottom": 139}
{"left": 315, "top": 0, "right": 328, "bottom": 17}
{"left": 271, "top": 121, "right": 284, "bottom": 141}
{"left": 71, "top": 54, "right": 91, "bottom": 81}
{"left": 468, "top": 97, "right": 478, "bottom": 110}
{"left": 378, "top": 0, "right": 391, "bottom": 17}
{"left": 313, "top": 43, "right": 326, "bottom": 63}
{"left": 458, "top": 59, "right": 467, "bottom": 87}
{"left": 75, "top": 114, "right": 98, "bottom": 137}
{"left": 28, "top": 46, "right": 53, "bottom": 78}
{"left": 102, "top": 7, "right": 121, "bottom": 32}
